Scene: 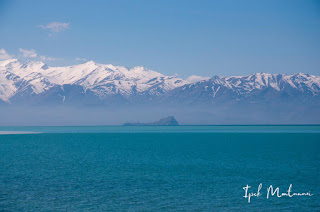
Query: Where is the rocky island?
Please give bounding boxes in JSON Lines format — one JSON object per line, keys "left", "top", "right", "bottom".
{"left": 123, "top": 116, "right": 179, "bottom": 126}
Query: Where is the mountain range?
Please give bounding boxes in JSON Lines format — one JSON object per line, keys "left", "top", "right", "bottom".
{"left": 1, "top": 59, "right": 319, "bottom": 106}
{"left": 0, "top": 59, "right": 187, "bottom": 105}
{"left": 1, "top": 58, "right": 320, "bottom": 125}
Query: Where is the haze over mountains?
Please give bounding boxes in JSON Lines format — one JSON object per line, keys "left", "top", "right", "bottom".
{"left": 0, "top": 59, "right": 319, "bottom": 125}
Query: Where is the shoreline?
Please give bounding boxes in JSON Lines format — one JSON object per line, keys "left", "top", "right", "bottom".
{"left": 0, "top": 131, "right": 42, "bottom": 135}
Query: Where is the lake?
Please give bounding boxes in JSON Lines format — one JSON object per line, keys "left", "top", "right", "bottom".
{"left": 0, "top": 126, "right": 319, "bottom": 211}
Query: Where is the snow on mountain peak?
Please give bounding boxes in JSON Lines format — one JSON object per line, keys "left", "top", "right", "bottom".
{"left": 0, "top": 58, "right": 188, "bottom": 102}
{"left": 22, "top": 60, "right": 48, "bottom": 70}
{"left": 186, "top": 75, "right": 210, "bottom": 83}
{"left": 0, "top": 59, "right": 21, "bottom": 68}
{"left": 0, "top": 58, "right": 319, "bottom": 104}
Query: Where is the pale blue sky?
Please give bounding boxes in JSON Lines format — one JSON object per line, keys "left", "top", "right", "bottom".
{"left": 0, "top": 0, "right": 320, "bottom": 77}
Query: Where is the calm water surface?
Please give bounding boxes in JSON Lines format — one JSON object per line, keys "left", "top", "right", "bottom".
{"left": 0, "top": 126, "right": 319, "bottom": 211}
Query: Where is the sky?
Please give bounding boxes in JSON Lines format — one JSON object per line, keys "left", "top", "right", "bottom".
{"left": 0, "top": 0, "right": 319, "bottom": 78}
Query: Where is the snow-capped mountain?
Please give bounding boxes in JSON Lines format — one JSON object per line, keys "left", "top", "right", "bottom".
{"left": 0, "top": 59, "right": 187, "bottom": 104}
{"left": 164, "top": 73, "right": 320, "bottom": 104}
{"left": 0, "top": 58, "right": 320, "bottom": 105}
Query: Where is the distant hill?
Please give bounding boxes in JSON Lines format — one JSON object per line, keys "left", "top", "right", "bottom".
{"left": 123, "top": 116, "right": 179, "bottom": 126}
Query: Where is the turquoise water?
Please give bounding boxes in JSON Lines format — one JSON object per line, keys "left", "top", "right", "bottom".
{"left": 1, "top": 125, "right": 320, "bottom": 133}
{"left": 0, "top": 126, "right": 319, "bottom": 211}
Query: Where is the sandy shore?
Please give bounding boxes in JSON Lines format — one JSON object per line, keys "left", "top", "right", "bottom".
{"left": 0, "top": 131, "right": 42, "bottom": 135}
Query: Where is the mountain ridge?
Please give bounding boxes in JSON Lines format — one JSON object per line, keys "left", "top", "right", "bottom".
{"left": 0, "top": 59, "right": 187, "bottom": 104}
{"left": 1, "top": 59, "right": 320, "bottom": 105}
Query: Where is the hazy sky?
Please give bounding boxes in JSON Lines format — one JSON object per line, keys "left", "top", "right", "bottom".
{"left": 0, "top": 0, "right": 319, "bottom": 77}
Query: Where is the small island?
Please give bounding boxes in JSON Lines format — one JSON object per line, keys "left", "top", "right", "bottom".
{"left": 123, "top": 116, "right": 179, "bottom": 126}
